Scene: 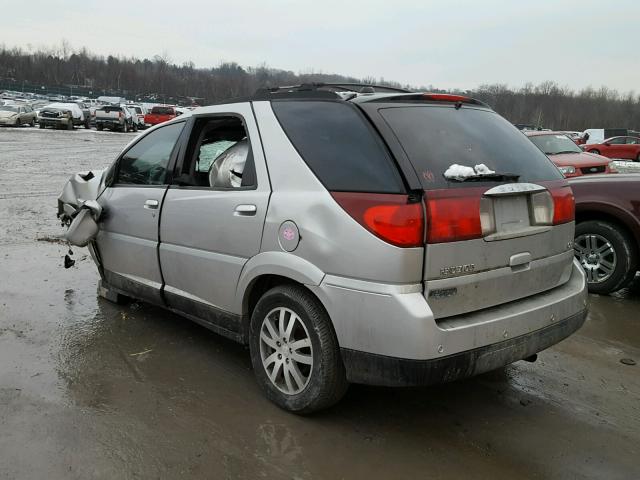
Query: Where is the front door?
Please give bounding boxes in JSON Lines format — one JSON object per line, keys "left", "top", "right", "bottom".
{"left": 158, "top": 106, "right": 270, "bottom": 333}
{"left": 96, "top": 121, "right": 186, "bottom": 304}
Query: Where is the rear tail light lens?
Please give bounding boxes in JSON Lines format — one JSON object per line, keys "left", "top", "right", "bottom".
{"left": 331, "top": 192, "right": 424, "bottom": 247}
{"left": 551, "top": 186, "right": 575, "bottom": 224}
{"left": 530, "top": 191, "right": 554, "bottom": 225}
{"left": 424, "top": 189, "right": 483, "bottom": 243}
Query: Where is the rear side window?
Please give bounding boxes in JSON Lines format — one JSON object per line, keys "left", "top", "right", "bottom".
{"left": 379, "top": 105, "right": 563, "bottom": 189}
{"left": 272, "top": 101, "right": 404, "bottom": 193}
{"left": 151, "top": 106, "right": 174, "bottom": 115}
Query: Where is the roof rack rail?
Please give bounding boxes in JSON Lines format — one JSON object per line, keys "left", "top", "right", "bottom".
{"left": 255, "top": 82, "right": 413, "bottom": 96}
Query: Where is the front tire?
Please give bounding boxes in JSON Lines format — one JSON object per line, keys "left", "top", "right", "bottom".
{"left": 590, "top": 149, "right": 600, "bottom": 155}
{"left": 575, "top": 220, "right": 638, "bottom": 294}
{"left": 249, "top": 285, "right": 348, "bottom": 414}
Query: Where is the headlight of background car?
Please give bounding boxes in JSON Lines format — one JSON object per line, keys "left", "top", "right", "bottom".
{"left": 558, "top": 166, "right": 576, "bottom": 176}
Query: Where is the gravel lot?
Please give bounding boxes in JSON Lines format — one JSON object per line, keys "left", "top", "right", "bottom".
{"left": 1, "top": 126, "right": 639, "bottom": 479}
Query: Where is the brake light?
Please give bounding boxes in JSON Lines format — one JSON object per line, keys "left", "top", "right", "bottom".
{"left": 424, "top": 189, "right": 483, "bottom": 243}
{"left": 331, "top": 192, "right": 424, "bottom": 247}
{"left": 422, "top": 93, "right": 472, "bottom": 103}
{"left": 551, "top": 186, "right": 575, "bottom": 224}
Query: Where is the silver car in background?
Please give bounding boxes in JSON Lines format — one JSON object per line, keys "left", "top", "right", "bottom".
{"left": 58, "top": 85, "right": 588, "bottom": 413}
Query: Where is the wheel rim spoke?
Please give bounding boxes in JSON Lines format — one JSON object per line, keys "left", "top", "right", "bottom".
{"left": 291, "top": 352, "right": 312, "bottom": 365}
{"left": 269, "top": 360, "right": 283, "bottom": 383}
{"left": 289, "top": 338, "right": 311, "bottom": 351}
{"left": 260, "top": 330, "right": 278, "bottom": 350}
{"left": 287, "top": 362, "right": 305, "bottom": 390}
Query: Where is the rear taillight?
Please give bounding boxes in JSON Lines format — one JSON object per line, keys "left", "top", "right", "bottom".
{"left": 331, "top": 192, "right": 424, "bottom": 247}
{"left": 424, "top": 189, "right": 483, "bottom": 243}
{"left": 551, "top": 186, "right": 575, "bottom": 224}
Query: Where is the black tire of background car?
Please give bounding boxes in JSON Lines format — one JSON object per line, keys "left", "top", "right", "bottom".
{"left": 85, "top": 119, "right": 90, "bottom": 129}
{"left": 249, "top": 285, "right": 348, "bottom": 414}
{"left": 66, "top": 120, "right": 73, "bottom": 130}
{"left": 39, "top": 123, "right": 44, "bottom": 129}
{"left": 576, "top": 220, "right": 638, "bottom": 294}
{"left": 16, "top": 118, "right": 21, "bottom": 126}
{"left": 636, "top": 152, "right": 640, "bottom": 162}
{"left": 30, "top": 118, "right": 35, "bottom": 127}
{"left": 96, "top": 124, "right": 103, "bottom": 131}
{"left": 123, "top": 122, "right": 128, "bottom": 133}
{"left": 590, "top": 149, "right": 600, "bottom": 155}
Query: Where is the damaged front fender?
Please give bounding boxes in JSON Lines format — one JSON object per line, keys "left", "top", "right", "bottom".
{"left": 57, "top": 170, "right": 107, "bottom": 247}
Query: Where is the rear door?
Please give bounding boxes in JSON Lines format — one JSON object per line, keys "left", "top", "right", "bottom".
{"left": 158, "top": 105, "right": 270, "bottom": 327}
{"left": 363, "top": 102, "right": 575, "bottom": 319}
{"left": 96, "top": 121, "right": 186, "bottom": 304}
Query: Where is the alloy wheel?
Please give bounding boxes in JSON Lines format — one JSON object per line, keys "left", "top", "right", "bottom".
{"left": 574, "top": 233, "right": 617, "bottom": 284}
{"left": 259, "top": 307, "right": 313, "bottom": 395}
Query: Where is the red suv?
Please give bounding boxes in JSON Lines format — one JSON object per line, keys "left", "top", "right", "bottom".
{"left": 525, "top": 131, "right": 613, "bottom": 177}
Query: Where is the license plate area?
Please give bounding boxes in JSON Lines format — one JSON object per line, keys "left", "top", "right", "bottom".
{"left": 481, "top": 184, "right": 552, "bottom": 242}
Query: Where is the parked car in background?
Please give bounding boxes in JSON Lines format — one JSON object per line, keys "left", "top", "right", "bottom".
{"left": 144, "top": 105, "right": 180, "bottom": 127}
{"left": 0, "top": 104, "right": 37, "bottom": 126}
{"left": 569, "top": 174, "right": 640, "bottom": 294}
{"left": 38, "top": 103, "right": 86, "bottom": 130}
{"left": 582, "top": 136, "right": 640, "bottom": 161}
{"left": 95, "top": 105, "right": 137, "bottom": 132}
{"left": 525, "top": 131, "right": 613, "bottom": 177}
{"left": 126, "top": 104, "right": 147, "bottom": 129}
{"left": 58, "top": 87, "right": 587, "bottom": 413}
{"left": 579, "top": 128, "right": 628, "bottom": 145}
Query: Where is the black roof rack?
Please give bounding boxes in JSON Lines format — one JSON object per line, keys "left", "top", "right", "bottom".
{"left": 255, "top": 82, "right": 412, "bottom": 96}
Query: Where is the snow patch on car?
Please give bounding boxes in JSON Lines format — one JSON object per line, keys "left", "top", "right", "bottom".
{"left": 443, "top": 163, "right": 495, "bottom": 180}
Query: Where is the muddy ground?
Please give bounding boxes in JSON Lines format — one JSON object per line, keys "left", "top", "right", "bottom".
{"left": 1, "top": 127, "right": 639, "bottom": 479}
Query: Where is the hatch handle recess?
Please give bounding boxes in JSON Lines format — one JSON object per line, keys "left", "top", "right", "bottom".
{"left": 484, "top": 183, "right": 546, "bottom": 197}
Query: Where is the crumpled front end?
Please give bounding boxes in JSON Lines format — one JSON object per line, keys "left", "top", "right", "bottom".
{"left": 57, "top": 170, "right": 106, "bottom": 246}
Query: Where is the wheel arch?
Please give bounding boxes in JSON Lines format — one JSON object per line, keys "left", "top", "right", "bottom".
{"left": 575, "top": 205, "right": 640, "bottom": 264}
{"left": 236, "top": 251, "right": 326, "bottom": 318}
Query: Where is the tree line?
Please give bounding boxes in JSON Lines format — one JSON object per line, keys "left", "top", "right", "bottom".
{"left": 1, "top": 43, "right": 638, "bottom": 130}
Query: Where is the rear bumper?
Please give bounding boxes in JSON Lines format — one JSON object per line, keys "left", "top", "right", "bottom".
{"left": 341, "top": 308, "right": 586, "bottom": 386}
{"left": 309, "top": 258, "right": 588, "bottom": 384}
{"left": 96, "top": 119, "right": 123, "bottom": 128}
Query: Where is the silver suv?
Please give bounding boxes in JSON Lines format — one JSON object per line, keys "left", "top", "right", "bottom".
{"left": 58, "top": 84, "right": 588, "bottom": 413}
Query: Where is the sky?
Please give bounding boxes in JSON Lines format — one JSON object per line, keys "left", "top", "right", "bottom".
{"left": 3, "top": 0, "right": 639, "bottom": 93}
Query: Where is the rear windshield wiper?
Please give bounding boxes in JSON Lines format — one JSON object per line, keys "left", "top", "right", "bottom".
{"left": 448, "top": 173, "right": 520, "bottom": 182}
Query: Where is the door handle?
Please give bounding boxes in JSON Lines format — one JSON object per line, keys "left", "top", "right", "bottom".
{"left": 144, "top": 199, "right": 159, "bottom": 209}
{"left": 234, "top": 204, "right": 257, "bottom": 216}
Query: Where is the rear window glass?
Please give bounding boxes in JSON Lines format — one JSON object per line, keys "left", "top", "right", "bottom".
{"left": 151, "top": 107, "right": 174, "bottom": 115}
{"left": 272, "top": 101, "right": 404, "bottom": 193}
{"left": 99, "top": 106, "right": 123, "bottom": 112}
{"left": 379, "top": 105, "right": 563, "bottom": 189}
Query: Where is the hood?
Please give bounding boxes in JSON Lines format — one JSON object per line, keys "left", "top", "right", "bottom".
{"left": 0, "top": 110, "right": 18, "bottom": 119}
{"left": 549, "top": 151, "right": 610, "bottom": 168}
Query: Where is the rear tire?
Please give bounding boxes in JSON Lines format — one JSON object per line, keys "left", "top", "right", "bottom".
{"left": 249, "top": 285, "right": 348, "bottom": 414}
{"left": 96, "top": 124, "right": 103, "bottom": 131}
{"left": 39, "top": 123, "right": 45, "bottom": 129}
{"left": 66, "top": 121, "right": 73, "bottom": 130}
{"left": 636, "top": 152, "right": 640, "bottom": 162}
{"left": 575, "top": 220, "right": 638, "bottom": 294}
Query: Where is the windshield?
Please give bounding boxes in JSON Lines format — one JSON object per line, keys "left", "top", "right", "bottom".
{"left": 0, "top": 106, "right": 18, "bottom": 112}
{"left": 529, "top": 134, "right": 582, "bottom": 155}
{"left": 378, "top": 105, "right": 563, "bottom": 189}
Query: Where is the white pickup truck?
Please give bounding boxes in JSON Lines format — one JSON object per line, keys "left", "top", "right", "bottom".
{"left": 95, "top": 105, "right": 137, "bottom": 132}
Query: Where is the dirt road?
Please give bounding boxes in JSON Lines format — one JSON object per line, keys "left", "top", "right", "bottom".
{"left": 1, "top": 127, "right": 638, "bottom": 479}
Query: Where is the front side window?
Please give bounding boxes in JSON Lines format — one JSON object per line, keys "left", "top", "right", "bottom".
{"left": 625, "top": 137, "right": 639, "bottom": 145}
{"left": 116, "top": 122, "right": 185, "bottom": 185}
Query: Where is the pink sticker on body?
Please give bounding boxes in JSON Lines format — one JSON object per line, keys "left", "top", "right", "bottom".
{"left": 283, "top": 228, "right": 295, "bottom": 241}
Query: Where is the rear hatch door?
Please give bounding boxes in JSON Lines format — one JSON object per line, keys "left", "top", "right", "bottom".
{"left": 361, "top": 101, "right": 576, "bottom": 319}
